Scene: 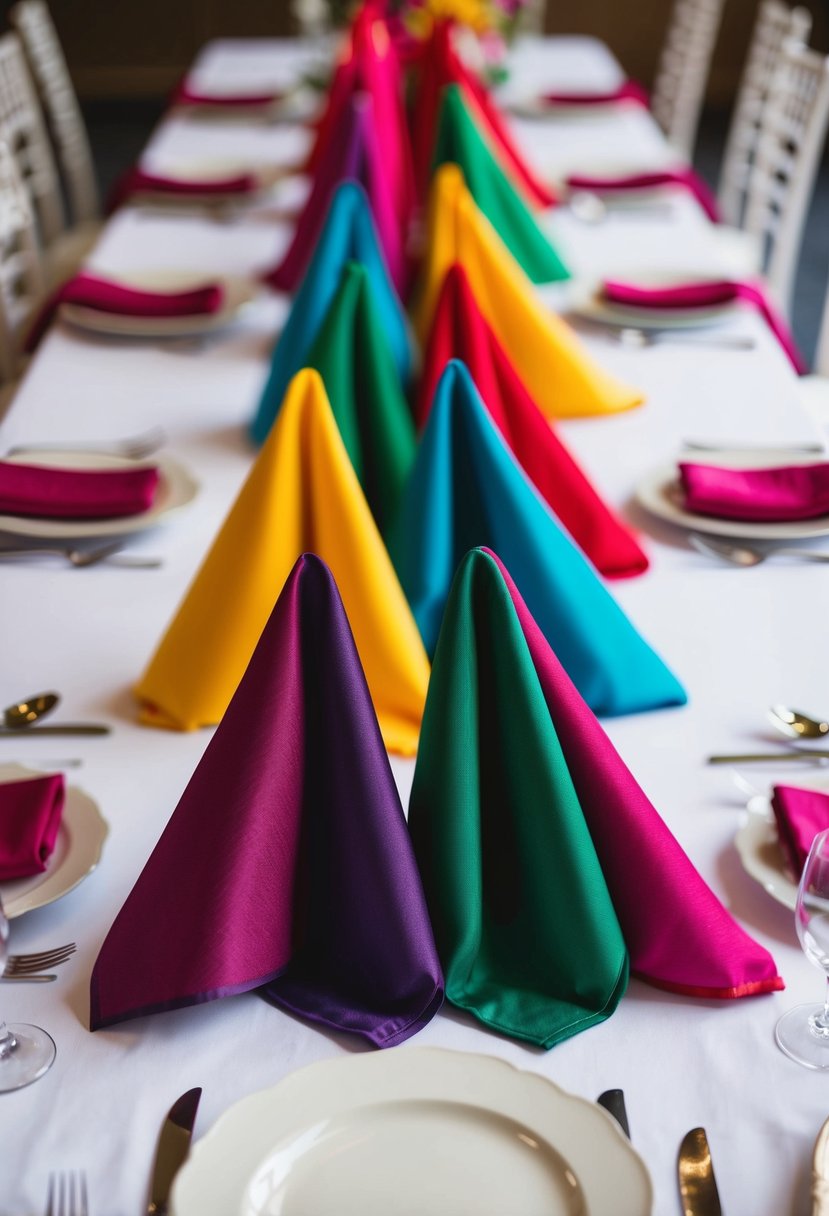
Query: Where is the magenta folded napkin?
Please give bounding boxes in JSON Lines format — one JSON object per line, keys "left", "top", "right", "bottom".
{"left": 542, "top": 81, "right": 649, "bottom": 107}
{"left": 679, "top": 460, "right": 829, "bottom": 521}
{"left": 771, "top": 785, "right": 829, "bottom": 876}
{"left": 173, "top": 82, "right": 284, "bottom": 107}
{"left": 566, "top": 168, "right": 720, "bottom": 222}
{"left": 602, "top": 279, "right": 807, "bottom": 374}
{"left": 0, "top": 774, "right": 64, "bottom": 880}
{"left": 0, "top": 460, "right": 160, "bottom": 518}
{"left": 107, "top": 166, "right": 258, "bottom": 211}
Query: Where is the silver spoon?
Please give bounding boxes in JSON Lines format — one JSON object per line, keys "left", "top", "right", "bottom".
{"left": 568, "top": 191, "right": 674, "bottom": 223}
{"left": 2, "top": 692, "right": 59, "bottom": 729}
{"left": 690, "top": 535, "right": 829, "bottom": 567}
{"left": 617, "top": 328, "right": 756, "bottom": 351}
{"left": 5, "top": 426, "right": 167, "bottom": 461}
{"left": 0, "top": 543, "right": 162, "bottom": 569}
{"left": 768, "top": 705, "right": 829, "bottom": 739}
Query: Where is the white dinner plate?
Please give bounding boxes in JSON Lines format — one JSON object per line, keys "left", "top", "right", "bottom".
{"left": 635, "top": 453, "right": 829, "bottom": 541}
{"left": 60, "top": 272, "right": 259, "bottom": 339}
{"left": 0, "top": 763, "right": 109, "bottom": 918}
{"left": 736, "top": 774, "right": 829, "bottom": 911}
{"left": 172, "top": 1049, "right": 653, "bottom": 1216}
{"left": 128, "top": 160, "right": 290, "bottom": 208}
{"left": 568, "top": 275, "right": 739, "bottom": 330}
{"left": 0, "top": 449, "right": 198, "bottom": 540}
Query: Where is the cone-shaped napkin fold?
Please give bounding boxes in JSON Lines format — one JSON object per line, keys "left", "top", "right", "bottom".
{"left": 138, "top": 370, "right": 429, "bottom": 756}
{"left": 432, "top": 84, "right": 568, "bottom": 283}
{"left": 418, "top": 265, "right": 648, "bottom": 578}
{"left": 482, "top": 548, "right": 784, "bottom": 999}
{"left": 413, "top": 165, "right": 642, "bottom": 420}
{"left": 94, "top": 554, "right": 444, "bottom": 1042}
{"left": 410, "top": 19, "right": 555, "bottom": 208}
{"left": 307, "top": 261, "right": 416, "bottom": 532}
{"left": 388, "top": 361, "right": 683, "bottom": 715}
{"left": 408, "top": 548, "right": 629, "bottom": 1047}
{"left": 254, "top": 181, "right": 412, "bottom": 445}
{"left": 267, "top": 92, "right": 405, "bottom": 294}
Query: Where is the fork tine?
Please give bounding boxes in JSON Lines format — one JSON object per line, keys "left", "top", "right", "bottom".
{"left": 8, "top": 944, "right": 76, "bottom": 967}
{"left": 45, "top": 1173, "right": 55, "bottom": 1216}
{"left": 78, "top": 1172, "right": 89, "bottom": 1216}
{"left": 46, "top": 1172, "right": 88, "bottom": 1216}
{"left": 7, "top": 947, "right": 76, "bottom": 973}
{"left": 7, "top": 957, "right": 72, "bottom": 974}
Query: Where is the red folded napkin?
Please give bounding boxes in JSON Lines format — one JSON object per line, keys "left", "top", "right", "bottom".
{"left": 107, "top": 166, "right": 259, "bottom": 212}
{"left": 0, "top": 461, "right": 160, "bottom": 518}
{"left": 173, "top": 82, "right": 284, "bottom": 108}
{"left": 602, "top": 279, "right": 807, "bottom": 374}
{"left": 679, "top": 460, "right": 829, "bottom": 521}
{"left": 771, "top": 785, "right": 829, "bottom": 876}
{"left": 542, "top": 80, "right": 649, "bottom": 108}
{"left": 0, "top": 774, "right": 64, "bottom": 881}
{"left": 566, "top": 168, "right": 720, "bottom": 223}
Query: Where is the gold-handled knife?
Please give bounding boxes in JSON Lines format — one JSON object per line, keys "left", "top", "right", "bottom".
{"left": 147, "top": 1087, "right": 202, "bottom": 1216}
{"left": 812, "top": 1115, "right": 829, "bottom": 1216}
{"left": 678, "top": 1127, "right": 723, "bottom": 1216}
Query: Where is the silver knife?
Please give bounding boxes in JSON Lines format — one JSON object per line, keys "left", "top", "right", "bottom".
{"left": 597, "top": 1089, "right": 630, "bottom": 1139}
{"left": 0, "top": 724, "right": 110, "bottom": 736}
{"left": 813, "top": 1115, "right": 829, "bottom": 1216}
{"left": 708, "top": 749, "right": 829, "bottom": 765}
{"left": 147, "top": 1087, "right": 202, "bottom": 1216}
{"left": 678, "top": 1127, "right": 723, "bottom": 1216}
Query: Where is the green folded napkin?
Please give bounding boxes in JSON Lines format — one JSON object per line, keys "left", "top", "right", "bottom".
{"left": 431, "top": 84, "right": 569, "bottom": 284}
{"left": 408, "top": 547, "right": 628, "bottom": 1048}
{"left": 307, "top": 261, "right": 417, "bottom": 532}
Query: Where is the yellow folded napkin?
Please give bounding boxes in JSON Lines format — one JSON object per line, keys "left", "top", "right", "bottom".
{"left": 413, "top": 165, "right": 643, "bottom": 419}
{"left": 135, "top": 369, "right": 429, "bottom": 755}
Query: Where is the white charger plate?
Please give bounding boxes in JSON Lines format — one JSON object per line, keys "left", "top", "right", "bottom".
{"left": 735, "top": 773, "right": 829, "bottom": 911}
{"left": 0, "top": 449, "right": 198, "bottom": 540}
{"left": 0, "top": 763, "right": 109, "bottom": 918}
{"left": 60, "top": 272, "right": 259, "bottom": 339}
{"left": 636, "top": 452, "right": 829, "bottom": 541}
{"left": 172, "top": 1049, "right": 653, "bottom": 1216}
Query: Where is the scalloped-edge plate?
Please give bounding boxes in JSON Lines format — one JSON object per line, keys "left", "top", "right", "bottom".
{"left": 60, "top": 272, "right": 259, "bottom": 339}
{"left": 736, "top": 774, "right": 829, "bottom": 911}
{"left": 172, "top": 1049, "right": 653, "bottom": 1216}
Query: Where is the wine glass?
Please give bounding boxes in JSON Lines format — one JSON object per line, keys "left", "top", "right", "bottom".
{"left": 0, "top": 893, "right": 56, "bottom": 1091}
{"left": 776, "top": 828, "right": 829, "bottom": 1069}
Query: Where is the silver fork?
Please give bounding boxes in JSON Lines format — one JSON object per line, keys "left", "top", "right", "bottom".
{"left": 6, "top": 426, "right": 166, "bottom": 461}
{"left": 46, "top": 1172, "right": 88, "bottom": 1216}
{"left": 6, "top": 944, "right": 76, "bottom": 975}
{"left": 0, "top": 543, "right": 163, "bottom": 569}
{"left": 616, "top": 327, "right": 756, "bottom": 351}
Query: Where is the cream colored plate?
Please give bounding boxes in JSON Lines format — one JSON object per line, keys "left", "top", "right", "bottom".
{"left": 60, "top": 272, "right": 258, "bottom": 339}
{"left": 172, "top": 1049, "right": 653, "bottom": 1216}
{"left": 736, "top": 774, "right": 829, "bottom": 911}
{"left": 0, "top": 763, "right": 108, "bottom": 918}
{"left": 0, "top": 449, "right": 198, "bottom": 539}
{"left": 636, "top": 453, "right": 829, "bottom": 541}
{"left": 128, "top": 161, "right": 289, "bottom": 207}
{"left": 568, "top": 275, "right": 738, "bottom": 330}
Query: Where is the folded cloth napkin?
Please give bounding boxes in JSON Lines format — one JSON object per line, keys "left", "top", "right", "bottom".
{"left": 307, "top": 261, "right": 416, "bottom": 532}
{"left": 418, "top": 264, "right": 648, "bottom": 578}
{"left": 417, "top": 548, "right": 780, "bottom": 1001}
{"left": 107, "top": 166, "right": 259, "bottom": 212}
{"left": 268, "top": 91, "right": 406, "bottom": 294}
{"left": 431, "top": 84, "right": 569, "bottom": 283}
{"left": 602, "top": 278, "right": 807, "bottom": 374}
{"left": 542, "top": 80, "right": 649, "bottom": 107}
{"left": 413, "top": 164, "right": 643, "bottom": 419}
{"left": 679, "top": 460, "right": 829, "bottom": 521}
{"left": 409, "top": 548, "right": 628, "bottom": 1048}
{"left": 409, "top": 19, "right": 556, "bottom": 208}
{"left": 94, "top": 554, "right": 443, "bottom": 1042}
{"left": 253, "top": 181, "right": 412, "bottom": 444}
{"left": 566, "top": 168, "right": 720, "bottom": 223}
{"left": 0, "top": 773, "right": 64, "bottom": 881}
{"left": 138, "top": 369, "right": 429, "bottom": 756}
{"left": 0, "top": 461, "right": 159, "bottom": 519}
{"left": 172, "top": 81, "right": 284, "bottom": 107}
{"left": 387, "top": 361, "right": 684, "bottom": 715}
{"left": 772, "top": 785, "right": 829, "bottom": 876}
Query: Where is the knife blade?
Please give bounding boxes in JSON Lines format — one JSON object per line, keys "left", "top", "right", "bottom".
{"left": 707, "top": 749, "right": 829, "bottom": 764}
{"left": 812, "top": 1115, "right": 829, "bottom": 1216}
{"left": 597, "top": 1089, "right": 630, "bottom": 1140}
{"left": 147, "top": 1087, "right": 202, "bottom": 1216}
{"left": 0, "top": 724, "right": 110, "bottom": 736}
{"left": 678, "top": 1127, "right": 723, "bottom": 1216}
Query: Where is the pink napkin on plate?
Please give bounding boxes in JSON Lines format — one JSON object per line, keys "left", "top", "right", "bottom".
{"left": 542, "top": 80, "right": 649, "bottom": 107}
{"left": 602, "top": 278, "right": 807, "bottom": 374}
{"left": 107, "top": 166, "right": 259, "bottom": 212}
{"left": 172, "top": 82, "right": 284, "bottom": 108}
{"left": 0, "top": 774, "right": 64, "bottom": 881}
{"left": 772, "top": 785, "right": 829, "bottom": 876}
{"left": 566, "top": 168, "right": 720, "bottom": 222}
{"left": 0, "top": 460, "right": 160, "bottom": 518}
{"left": 679, "top": 460, "right": 829, "bottom": 521}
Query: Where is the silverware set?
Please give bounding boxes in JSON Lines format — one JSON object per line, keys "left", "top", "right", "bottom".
{"left": 0, "top": 691, "right": 109, "bottom": 738}
{"left": 0, "top": 542, "right": 163, "bottom": 569}
{"left": 690, "top": 534, "right": 829, "bottom": 568}
{"left": 709, "top": 702, "right": 829, "bottom": 764}
{"left": 2, "top": 942, "right": 76, "bottom": 983}
{"left": 5, "top": 426, "right": 167, "bottom": 461}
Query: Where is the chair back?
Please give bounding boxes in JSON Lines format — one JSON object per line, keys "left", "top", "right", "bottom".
{"left": 651, "top": 0, "right": 727, "bottom": 158}
{"left": 0, "top": 136, "right": 45, "bottom": 382}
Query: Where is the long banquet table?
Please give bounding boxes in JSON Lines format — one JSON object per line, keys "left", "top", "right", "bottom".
{"left": 2, "top": 32, "right": 829, "bottom": 1216}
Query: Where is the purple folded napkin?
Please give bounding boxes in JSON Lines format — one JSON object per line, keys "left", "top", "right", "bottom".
{"left": 566, "top": 168, "right": 720, "bottom": 222}
{"left": 542, "top": 81, "right": 649, "bottom": 107}
{"left": 0, "top": 774, "right": 64, "bottom": 881}
{"left": 91, "top": 553, "right": 443, "bottom": 1045}
{"left": 0, "top": 461, "right": 160, "bottom": 519}
{"left": 602, "top": 279, "right": 807, "bottom": 374}
{"left": 772, "top": 785, "right": 829, "bottom": 876}
{"left": 679, "top": 461, "right": 829, "bottom": 521}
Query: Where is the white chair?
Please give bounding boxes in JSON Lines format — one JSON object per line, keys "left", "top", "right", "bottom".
{"left": 650, "top": 0, "right": 727, "bottom": 158}
{"left": 0, "top": 138, "right": 45, "bottom": 417}
{"left": 718, "top": 0, "right": 812, "bottom": 227}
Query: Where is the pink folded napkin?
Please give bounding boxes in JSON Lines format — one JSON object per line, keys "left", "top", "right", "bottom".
{"left": 566, "top": 168, "right": 720, "bottom": 222}
{"left": 602, "top": 278, "right": 807, "bottom": 374}
{"left": 772, "top": 785, "right": 829, "bottom": 876}
{"left": 0, "top": 461, "right": 160, "bottom": 518}
{"left": 173, "top": 82, "right": 284, "bottom": 108}
{"left": 0, "top": 774, "right": 64, "bottom": 880}
{"left": 107, "top": 166, "right": 259, "bottom": 212}
{"left": 679, "top": 460, "right": 829, "bottom": 521}
{"left": 542, "top": 80, "right": 649, "bottom": 108}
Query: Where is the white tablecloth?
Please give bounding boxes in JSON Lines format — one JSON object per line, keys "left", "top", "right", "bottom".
{"left": 1, "top": 35, "right": 827, "bottom": 1216}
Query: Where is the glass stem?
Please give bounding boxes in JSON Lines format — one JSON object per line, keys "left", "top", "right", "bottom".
{"left": 0, "top": 1021, "right": 17, "bottom": 1059}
